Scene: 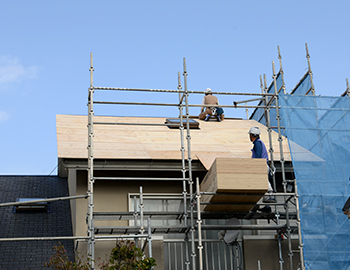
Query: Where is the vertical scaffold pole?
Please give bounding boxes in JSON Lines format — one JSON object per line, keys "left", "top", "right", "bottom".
{"left": 346, "top": 78, "right": 350, "bottom": 97}
{"left": 181, "top": 69, "right": 196, "bottom": 269}
{"left": 274, "top": 58, "right": 294, "bottom": 269}
{"left": 87, "top": 52, "right": 95, "bottom": 269}
{"left": 133, "top": 196, "right": 139, "bottom": 248}
{"left": 245, "top": 103, "right": 249, "bottom": 119}
{"left": 183, "top": 57, "right": 194, "bottom": 270}
{"left": 196, "top": 177, "right": 203, "bottom": 270}
{"left": 177, "top": 71, "right": 190, "bottom": 269}
{"left": 273, "top": 61, "right": 295, "bottom": 270}
{"left": 189, "top": 162, "right": 196, "bottom": 269}
{"left": 264, "top": 73, "right": 282, "bottom": 270}
{"left": 147, "top": 217, "right": 153, "bottom": 270}
{"left": 272, "top": 61, "right": 287, "bottom": 194}
{"left": 305, "top": 43, "right": 315, "bottom": 96}
{"left": 177, "top": 71, "right": 187, "bottom": 227}
{"left": 277, "top": 46, "right": 286, "bottom": 95}
{"left": 294, "top": 180, "right": 305, "bottom": 270}
{"left": 263, "top": 75, "right": 276, "bottom": 192}
{"left": 140, "top": 186, "right": 145, "bottom": 249}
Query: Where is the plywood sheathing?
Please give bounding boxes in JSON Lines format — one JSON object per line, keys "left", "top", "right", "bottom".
{"left": 56, "top": 115, "right": 291, "bottom": 166}
{"left": 200, "top": 158, "right": 268, "bottom": 212}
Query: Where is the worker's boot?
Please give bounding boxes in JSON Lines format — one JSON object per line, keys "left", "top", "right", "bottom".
{"left": 263, "top": 197, "right": 277, "bottom": 203}
{"left": 204, "top": 114, "right": 210, "bottom": 121}
{"left": 263, "top": 191, "right": 277, "bottom": 203}
{"left": 258, "top": 205, "right": 271, "bottom": 213}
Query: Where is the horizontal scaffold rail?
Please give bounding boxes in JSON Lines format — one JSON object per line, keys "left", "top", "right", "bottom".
{"left": 93, "top": 100, "right": 276, "bottom": 109}
{"left": 93, "top": 211, "right": 298, "bottom": 221}
{"left": 94, "top": 211, "right": 185, "bottom": 221}
{"left": 201, "top": 192, "right": 296, "bottom": 197}
{"left": 93, "top": 122, "right": 180, "bottom": 127}
{"left": 200, "top": 224, "right": 298, "bottom": 231}
{"left": 95, "top": 226, "right": 189, "bottom": 235}
{"left": 0, "top": 236, "right": 89, "bottom": 242}
{"left": 93, "top": 224, "right": 298, "bottom": 234}
{"left": 201, "top": 202, "right": 287, "bottom": 207}
{"left": 200, "top": 192, "right": 265, "bottom": 196}
{"left": 92, "top": 87, "right": 276, "bottom": 96}
{"left": 0, "top": 195, "right": 88, "bottom": 207}
{"left": 0, "top": 234, "right": 150, "bottom": 242}
{"left": 93, "top": 177, "right": 188, "bottom": 181}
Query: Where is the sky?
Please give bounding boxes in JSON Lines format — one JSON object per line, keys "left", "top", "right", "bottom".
{"left": 1, "top": 1, "right": 350, "bottom": 175}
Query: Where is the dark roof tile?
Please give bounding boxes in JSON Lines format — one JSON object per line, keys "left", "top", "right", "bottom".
{"left": 0, "top": 176, "right": 74, "bottom": 269}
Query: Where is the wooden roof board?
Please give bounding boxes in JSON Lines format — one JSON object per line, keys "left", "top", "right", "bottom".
{"left": 56, "top": 114, "right": 292, "bottom": 164}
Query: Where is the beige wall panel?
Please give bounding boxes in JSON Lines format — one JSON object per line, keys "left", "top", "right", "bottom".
{"left": 74, "top": 172, "right": 181, "bottom": 269}
{"left": 200, "top": 158, "right": 268, "bottom": 212}
{"left": 243, "top": 238, "right": 300, "bottom": 270}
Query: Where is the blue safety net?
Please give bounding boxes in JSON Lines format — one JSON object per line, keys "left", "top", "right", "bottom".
{"left": 279, "top": 93, "right": 350, "bottom": 270}
{"left": 291, "top": 72, "right": 313, "bottom": 95}
{"left": 250, "top": 73, "right": 286, "bottom": 135}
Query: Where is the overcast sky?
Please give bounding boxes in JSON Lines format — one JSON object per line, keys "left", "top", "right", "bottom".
{"left": 1, "top": 1, "right": 349, "bottom": 175}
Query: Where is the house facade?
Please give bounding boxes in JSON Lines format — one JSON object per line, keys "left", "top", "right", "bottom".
{"left": 56, "top": 114, "right": 300, "bottom": 269}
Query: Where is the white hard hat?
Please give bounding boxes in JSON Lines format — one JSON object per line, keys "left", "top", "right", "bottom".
{"left": 248, "top": 126, "right": 261, "bottom": 135}
{"left": 205, "top": 88, "right": 212, "bottom": 94}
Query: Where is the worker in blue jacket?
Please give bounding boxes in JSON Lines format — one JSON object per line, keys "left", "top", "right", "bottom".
{"left": 249, "top": 126, "right": 276, "bottom": 205}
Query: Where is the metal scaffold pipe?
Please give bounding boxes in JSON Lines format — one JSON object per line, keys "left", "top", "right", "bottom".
{"left": 93, "top": 86, "right": 275, "bottom": 96}
{"left": 87, "top": 52, "right": 96, "bottom": 269}
{"left": 93, "top": 100, "right": 276, "bottom": 109}
{"left": 0, "top": 195, "right": 88, "bottom": 207}
{"left": 183, "top": 57, "right": 192, "bottom": 270}
{"left": 93, "top": 122, "right": 181, "bottom": 127}
{"left": 274, "top": 61, "right": 295, "bottom": 270}
{"left": 0, "top": 236, "right": 90, "bottom": 242}
{"left": 272, "top": 61, "right": 285, "bottom": 270}
{"left": 93, "top": 177, "right": 188, "bottom": 181}
{"left": 196, "top": 177, "right": 203, "bottom": 270}
{"left": 305, "top": 43, "right": 315, "bottom": 96}
{"left": 295, "top": 181, "right": 305, "bottom": 270}
{"left": 139, "top": 186, "right": 145, "bottom": 249}
{"left": 263, "top": 74, "right": 276, "bottom": 192}
{"left": 147, "top": 217, "right": 153, "bottom": 262}
{"left": 278, "top": 46, "right": 286, "bottom": 94}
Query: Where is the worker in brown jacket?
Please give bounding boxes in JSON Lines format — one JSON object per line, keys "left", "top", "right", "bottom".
{"left": 199, "top": 88, "right": 224, "bottom": 121}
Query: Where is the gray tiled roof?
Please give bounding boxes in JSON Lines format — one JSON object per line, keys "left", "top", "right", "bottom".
{"left": 0, "top": 176, "right": 74, "bottom": 269}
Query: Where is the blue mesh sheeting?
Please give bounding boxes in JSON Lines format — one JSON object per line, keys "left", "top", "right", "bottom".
{"left": 279, "top": 93, "right": 350, "bottom": 270}
{"left": 250, "top": 73, "right": 285, "bottom": 135}
{"left": 291, "top": 72, "right": 313, "bottom": 95}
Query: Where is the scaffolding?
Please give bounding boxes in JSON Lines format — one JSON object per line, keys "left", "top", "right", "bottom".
{"left": 86, "top": 52, "right": 304, "bottom": 270}
{"left": 1, "top": 44, "right": 349, "bottom": 269}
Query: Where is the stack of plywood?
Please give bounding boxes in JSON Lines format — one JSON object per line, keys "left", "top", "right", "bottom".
{"left": 200, "top": 158, "right": 268, "bottom": 212}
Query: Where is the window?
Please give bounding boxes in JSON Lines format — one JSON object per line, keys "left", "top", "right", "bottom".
{"left": 14, "top": 198, "right": 48, "bottom": 213}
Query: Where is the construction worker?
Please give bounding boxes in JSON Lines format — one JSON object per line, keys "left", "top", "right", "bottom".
{"left": 248, "top": 126, "right": 277, "bottom": 206}
{"left": 199, "top": 88, "right": 224, "bottom": 122}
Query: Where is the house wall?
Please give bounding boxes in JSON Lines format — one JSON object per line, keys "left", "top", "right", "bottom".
{"left": 72, "top": 170, "right": 183, "bottom": 269}
{"left": 243, "top": 236, "right": 300, "bottom": 270}
{"left": 67, "top": 168, "right": 77, "bottom": 234}
{"left": 67, "top": 166, "right": 299, "bottom": 270}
